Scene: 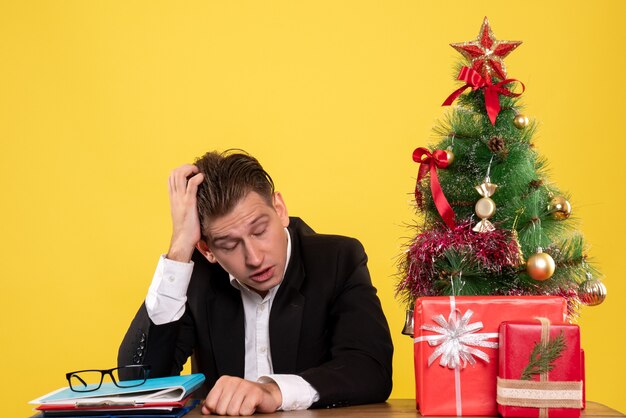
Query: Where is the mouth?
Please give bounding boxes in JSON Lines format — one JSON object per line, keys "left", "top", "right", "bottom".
{"left": 250, "top": 266, "right": 275, "bottom": 283}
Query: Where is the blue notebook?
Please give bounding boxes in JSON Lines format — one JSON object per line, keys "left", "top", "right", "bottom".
{"left": 31, "top": 374, "right": 205, "bottom": 406}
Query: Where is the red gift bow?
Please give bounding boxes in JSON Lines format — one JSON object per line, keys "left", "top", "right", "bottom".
{"left": 442, "top": 66, "right": 525, "bottom": 125}
{"left": 413, "top": 147, "right": 456, "bottom": 229}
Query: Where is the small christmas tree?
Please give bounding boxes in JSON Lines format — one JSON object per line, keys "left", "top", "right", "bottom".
{"left": 397, "top": 17, "right": 606, "bottom": 319}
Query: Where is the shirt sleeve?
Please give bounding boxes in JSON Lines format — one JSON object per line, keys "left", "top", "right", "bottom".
{"left": 144, "top": 255, "right": 194, "bottom": 325}
{"left": 257, "top": 374, "right": 320, "bottom": 411}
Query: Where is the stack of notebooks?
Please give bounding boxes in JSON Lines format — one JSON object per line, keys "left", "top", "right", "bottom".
{"left": 29, "top": 374, "right": 205, "bottom": 418}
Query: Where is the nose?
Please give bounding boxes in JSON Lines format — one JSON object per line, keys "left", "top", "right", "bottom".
{"left": 244, "top": 239, "right": 263, "bottom": 267}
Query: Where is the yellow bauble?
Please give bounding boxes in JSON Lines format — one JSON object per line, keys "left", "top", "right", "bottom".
{"left": 526, "top": 250, "right": 555, "bottom": 281}
{"left": 475, "top": 197, "right": 496, "bottom": 219}
{"left": 548, "top": 196, "right": 572, "bottom": 220}
{"left": 445, "top": 146, "right": 455, "bottom": 165}
{"left": 513, "top": 114, "right": 529, "bottom": 129}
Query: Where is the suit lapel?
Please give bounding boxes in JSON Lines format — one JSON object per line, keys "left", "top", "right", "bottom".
{"left": 269, "top": 227, "right": 306, "bottom": 374}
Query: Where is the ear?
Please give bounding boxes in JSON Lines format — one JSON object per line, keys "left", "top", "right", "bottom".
{"left": 273, "top": 192, "right": 290, "bottom": 228}
{"left": 196, "top": 240, "right": 218, "bottom": 263}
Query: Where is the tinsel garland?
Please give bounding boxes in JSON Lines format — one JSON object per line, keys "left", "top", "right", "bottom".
{"left": 397, "top": 220, "right": 582, "bottom": 317}
{"left": 398, "top": 220, "right": 523, "bottom": 299}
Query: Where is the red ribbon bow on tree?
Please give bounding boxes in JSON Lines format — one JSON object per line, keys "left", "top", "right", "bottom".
{"left": 413, "top": 147, "right": 456, "bottom": 229}
{"left": 442, "top": 66, "right": 525, "bottom": 125}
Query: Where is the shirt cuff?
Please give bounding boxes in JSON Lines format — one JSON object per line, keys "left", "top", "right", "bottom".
{"left": 145, "top": 255, "right": 194, "bottom": 325}
{"left": 258, "top": 374, "right": 320, "bottom": 411}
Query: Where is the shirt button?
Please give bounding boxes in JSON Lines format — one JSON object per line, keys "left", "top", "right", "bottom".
{"left": 260, "top": 346, "right": 267, "bottom": 353}
{"left": 258, "top": 304, "right": 265, "bottom": 312}
{"left": 167, "top": 275, "right": 175, "bottom": 283}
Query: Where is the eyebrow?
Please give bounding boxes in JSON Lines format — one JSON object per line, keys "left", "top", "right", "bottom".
{"left": 210, "top": 214, "right": 270, "bottom": 244}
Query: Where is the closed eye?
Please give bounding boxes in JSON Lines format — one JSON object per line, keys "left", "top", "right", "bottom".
{"left": 252, "top": 228, "right": 267, "bottom": 237}
{"left": 216, "top": 241, "right": 239, "bottom": 252}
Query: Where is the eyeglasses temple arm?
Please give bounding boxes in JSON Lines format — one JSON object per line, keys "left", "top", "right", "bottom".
{"left": 74, "top": 374, "right": 88, "bottom": 388}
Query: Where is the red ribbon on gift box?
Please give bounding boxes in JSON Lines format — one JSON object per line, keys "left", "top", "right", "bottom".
{"left": 413, "top": 147, "right": 456, "bottom": 229}
{"left": 442, "top": 66, "right": 525, "bottom": 125}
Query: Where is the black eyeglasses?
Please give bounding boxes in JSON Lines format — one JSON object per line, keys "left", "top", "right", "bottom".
{"left": 66, "top": 365, "right": 151, "bottom": 392}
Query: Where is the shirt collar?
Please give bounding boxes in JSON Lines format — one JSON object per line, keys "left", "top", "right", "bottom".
{"left": 229, "top": 227, "right": 292, "bottom": 298}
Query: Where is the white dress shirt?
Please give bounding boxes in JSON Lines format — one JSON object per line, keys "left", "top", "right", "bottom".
{"left": 144, "top": 229, "right": 319, "bottom": 410}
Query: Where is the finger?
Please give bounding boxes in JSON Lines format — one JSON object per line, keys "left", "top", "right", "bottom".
{"left": 226, "top": 388, "right": 250, "bottom": 416}
{"left": 238, "top": 392, "right": 260, "bottom": 416}
{"left": 204, "top": 383, "right": 223, "bottom": 414}
{"left": 173, "top": 169, "right": 191, "bottom": 195}
{"left": 186, "top": 172, "right": 205, "bottom": 195}
{"left": 213, "top": 383, "right": 237, "bottom": 416}
{"left": 200, "top": 399, "right": 210, "bottom": 415}
{"left": 176, "top": 164, "right": 199, "bottom": 177}
{"left": 172, "top": 165, "right": 199, "bottom": 194}
{"left": 173, "top": 163, "right": 199, "bottom": 175}
{"left": 168, "top": 174, "right": 174, "bottom": 195}
{"left": 206, "top": 376, "right": 240, "bottom": 416}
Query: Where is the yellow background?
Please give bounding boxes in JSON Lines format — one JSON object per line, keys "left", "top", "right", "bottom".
{"left": 1, "top": 1, "right": 624, "bottom": 416}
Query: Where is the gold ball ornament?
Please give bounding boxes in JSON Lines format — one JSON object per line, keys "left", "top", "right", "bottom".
{"left": 526, "top": 248, "right": 555, "bottom": 281}
{"left": 445, "top": 146, "right": 455, "bottom": 165}
{"left": 548, "top": 196, "right": 572, "bottom": 220}
{"left": 578, "top": 277, "right": 607, "bottom": 306}
{"left": 475, "top": 197, "right": 496, "bottom": 219}
{"left": 513, "top": 114, "right": 529, "bottom": 129}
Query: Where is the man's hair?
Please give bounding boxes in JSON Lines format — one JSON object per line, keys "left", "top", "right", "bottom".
{"left": 195, "top": 149, "right": 275, "bottom": 239}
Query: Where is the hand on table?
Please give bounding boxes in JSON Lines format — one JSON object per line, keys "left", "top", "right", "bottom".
{"left": 201, "top": 375, "right": 282, "bottom": 416}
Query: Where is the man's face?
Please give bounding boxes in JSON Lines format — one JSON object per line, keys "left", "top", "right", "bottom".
{"left": 199, "top": 191, "right": 290, "bottom": 297}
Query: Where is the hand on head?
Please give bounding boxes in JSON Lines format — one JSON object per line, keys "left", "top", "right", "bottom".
{"left": 166, "top": 164, "right": 204, "bottom": 263}
{"left": 201, "top": 376, "right": 282, "bottom": 416}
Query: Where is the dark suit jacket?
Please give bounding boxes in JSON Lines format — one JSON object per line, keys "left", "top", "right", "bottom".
{"left": 118, "top": 217, "right": 393, "bottom": 408}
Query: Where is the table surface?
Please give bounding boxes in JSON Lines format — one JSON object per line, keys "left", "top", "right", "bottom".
{"left": 183, "top": 399, "right": 624, "bottom": 417}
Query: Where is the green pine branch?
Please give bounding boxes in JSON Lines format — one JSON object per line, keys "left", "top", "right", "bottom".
{"left": 520, "top": 330, "right": 566, "bottom": 380}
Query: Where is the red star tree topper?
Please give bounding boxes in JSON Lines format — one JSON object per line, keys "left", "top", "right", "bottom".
{"left": 451, "top": 17, "right": 522, "bottom": 80}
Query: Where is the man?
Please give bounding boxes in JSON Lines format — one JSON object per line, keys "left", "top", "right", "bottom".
{"left": 118, "top": 150, "right": 393, "bottom": 416}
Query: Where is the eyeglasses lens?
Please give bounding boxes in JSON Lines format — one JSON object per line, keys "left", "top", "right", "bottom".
{"left": 68, "top": 371, "right": 103, "bottom": 392}
{"left": 113, "top": 366, "right": 148, "bottom": 387}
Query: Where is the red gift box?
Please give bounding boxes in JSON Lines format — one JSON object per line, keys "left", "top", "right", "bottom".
{"left": 414, "top": 296, "right": 567, "bottom": 416}
{"left": 581, "top": 349, "right": 586, "bottom": 409}
{"left": 497, "top": 320, "right": 584, "bottom": 418}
